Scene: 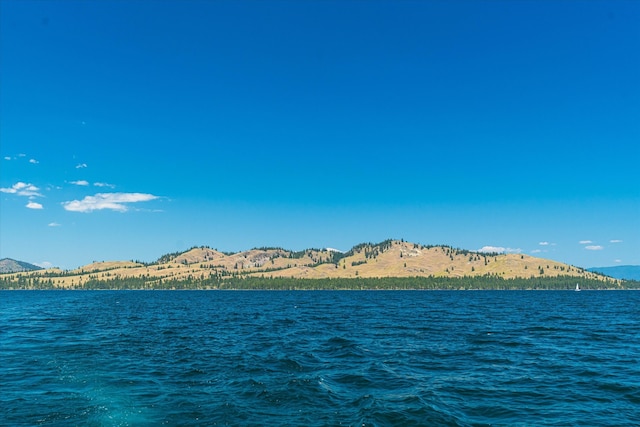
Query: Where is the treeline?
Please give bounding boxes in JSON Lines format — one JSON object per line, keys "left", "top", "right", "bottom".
{"left": 1, "top": 275, "right": 637, "bottom": 290}
{"left": 216, "top": 276, "right": 635, "bottom": 291}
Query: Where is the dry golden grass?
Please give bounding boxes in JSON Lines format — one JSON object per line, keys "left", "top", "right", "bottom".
{"left": 3, "top": 240, "right": 609, "bottom": 288}
{"left": 256, "top": 241, "right": 602, "bottom": 280}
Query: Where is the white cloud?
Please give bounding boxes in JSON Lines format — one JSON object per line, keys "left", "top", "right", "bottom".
{"left": 478, "top": 246, "right": 522, "bottom": 254}
{"left": 48, "top": 222, "right": 61, "bottom": 227}
{"left": 326, "top": 247, "right": 344, "bottom": 253}
{"left": 0, "top": 182, "right": 43, "bottom": 197}
{"left": 585, "top": 245, "right": 604, "bottom": 251}
{"left": 539, "top": 242, "right": 549, "bottom": 246}
{"left": 70, "top": 180, "right": 90, "bottom": 186}
{"left": 29, "top": 158, "right": 39, "bottom": 164}
{"left": 4, "top": 156, "right": 11, "bottom": 161}
{"left": 94, "top": 182, "right": 115, "bottom": 188}
{"left": 26, "top": 201, "right": 43, "bottom": 209}
{"left": 62, "top": 192, "right": 159, "bottom": 213}
{"left": 579, "top": 240, "right": 593, "bottom": 244}
{"left": 76, "top": 163, "right": 88, "bottom": 169}
{"left": 531, "top": 249, "right": 542, "bottom": 254}
{"left": 36, "top": 261, "right": 54, "bottom": 269}
{"left": 614, "top": 259, "right": 622, "bottom": 263}
{"left": 479, "top": 246, "right": 505, "bottom": 253}
{"left": 610, "top": 239, "right": 623, "bottom": 243}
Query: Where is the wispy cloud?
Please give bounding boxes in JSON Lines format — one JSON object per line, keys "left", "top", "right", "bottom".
{"left": 69, "top": 180, "right": 115, "bottom": 188}
{"left": 539, "top": 242, "right": 549, "bottom": 246}
{"left": 26, "top": 201, "right": 43, "bottom": 209}
{"left": 478, "top": 246, "right": 522, "bottom": 254}
{"left": 610, "top": 239, "right": 623, "bottom": 243}
{"left": 94, "top": 182, "right": 116, "bottom": 189}
{"left": 531, "top": 249, "right": 542, "bottom": 254}
{"left": 62, "top": 192, "right": 159, "bottom": 213}
{"left": 0, "top": 182, "right": 43, "bottom": 197}
{"left": 76, "top": 163, "right": 88, "bottom": 169}
{"left": 2, "top": 155, "right": 40, "bottom": 163}
{"left": 614, "top": 259, "right": 622, "bottom": 263}
{"left": 585, "top": 245, "right": 604, "bottom": 251}
{"left": 579, "top": 240, "right": 593, "bottom": 245}
{"left": 48, "top": 222, "right": 61, "bottom": 227}
{"left": 478, "top": 246, "right": 504, "bottom": 253}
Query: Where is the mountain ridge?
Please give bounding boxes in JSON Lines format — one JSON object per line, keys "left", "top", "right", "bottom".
{"left": 0, "top": 240, "right": 623, "bottom": 289}
{"left": 0, "top": 258, "right": 43, "bottom": 274}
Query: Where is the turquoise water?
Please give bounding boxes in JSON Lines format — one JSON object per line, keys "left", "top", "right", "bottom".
{"left": 1, "top": 290, "right": 638, "bottom": 426}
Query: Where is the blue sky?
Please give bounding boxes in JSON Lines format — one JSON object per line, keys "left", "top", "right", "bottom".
{"left": 1, "top": 0, "right": 638, "bottom": 270}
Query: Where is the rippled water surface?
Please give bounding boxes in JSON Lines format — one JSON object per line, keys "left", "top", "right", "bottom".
{"left": 1, "top": 290, "right": 639, "bottom": 426}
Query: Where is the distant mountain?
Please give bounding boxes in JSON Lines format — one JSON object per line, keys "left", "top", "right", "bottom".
{"left": 0, "top": 258, "right": 43, "bottom": 274}
{"left": 588, "top": 265, "right": 640, "bottom": 281}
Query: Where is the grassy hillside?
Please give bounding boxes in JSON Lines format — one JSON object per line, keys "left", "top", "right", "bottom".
{"left": 0, "top": 240, "right": 624, "bottom": 289}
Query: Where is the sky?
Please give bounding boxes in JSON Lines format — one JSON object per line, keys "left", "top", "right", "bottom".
{"left": 1, "top": 0, "right": 638, "bottom": 270}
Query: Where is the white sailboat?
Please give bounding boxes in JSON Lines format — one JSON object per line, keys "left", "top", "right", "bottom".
{"left": 575, "top": 283, "right": 581, "bottom": 292}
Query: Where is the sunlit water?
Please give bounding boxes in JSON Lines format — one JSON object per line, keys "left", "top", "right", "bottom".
{"left": 1, "top": 290, "right": 638, "bottom": 426}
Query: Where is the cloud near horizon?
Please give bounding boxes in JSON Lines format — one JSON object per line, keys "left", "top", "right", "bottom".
{"left": 36, "top": 261, "right": 54, "bottom": 269}
{"left": 62, "top": 192, "right": 159, "bottom": 213}
{"left": 478, "top": 246, "right": 522, "bottom": 254}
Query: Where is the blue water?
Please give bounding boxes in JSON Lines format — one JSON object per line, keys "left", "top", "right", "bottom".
{"left": 1, "top": 291, "right": 638, "bottom": 426}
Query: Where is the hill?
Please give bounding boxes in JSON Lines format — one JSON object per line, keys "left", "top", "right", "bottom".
{"left": 588, "top": 265, "right": 640, "bottom": 281}
{"left": 0, "top": 258, "right": 43, "bottom": 274}
{"left": 0, "top": 240, "right": 625, "bottom": 290}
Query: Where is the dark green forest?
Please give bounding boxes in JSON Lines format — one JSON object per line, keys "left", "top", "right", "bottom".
{"left": 1, "top": 274, "right": 636, "bottom": 290}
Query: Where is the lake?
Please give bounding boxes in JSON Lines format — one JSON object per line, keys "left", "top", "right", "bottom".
{"left": 1, "top": 290, "right": 638, "bottom": 426}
